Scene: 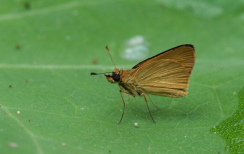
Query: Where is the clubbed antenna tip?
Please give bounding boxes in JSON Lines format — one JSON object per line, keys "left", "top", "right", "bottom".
{"left": 106, "top": 46, "right": 109, "bottom": 52}
{"left": 91, "top": 72, "right": 97, "bottom": 75}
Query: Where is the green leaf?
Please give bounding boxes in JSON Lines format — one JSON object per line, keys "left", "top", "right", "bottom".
{"left": 211, "top": 88, "right": 244, "bottom": 153}
{"left": 0, "top": 0, "right": 244, "bottom": 153}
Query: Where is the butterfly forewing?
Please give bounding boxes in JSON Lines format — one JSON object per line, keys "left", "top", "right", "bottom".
{"left": 131, "top": 59, "right": 190, "bottom": 97}
{"left": 132, "top": 44, "right": 195, "bottom": 74}
{"left": 121, "top": 44, "right": 195, "bottom": 97}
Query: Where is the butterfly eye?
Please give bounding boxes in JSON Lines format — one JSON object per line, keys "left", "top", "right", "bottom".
{"left": 112, "top": 72, "right": 120, "bottom": 82}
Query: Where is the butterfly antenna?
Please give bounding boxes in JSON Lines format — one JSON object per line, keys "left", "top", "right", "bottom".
{"left": 90, "top": 72, "right": 112, "bottom": 75}
{"left": 106, "top": 46, "right": 116, "bottom": 68}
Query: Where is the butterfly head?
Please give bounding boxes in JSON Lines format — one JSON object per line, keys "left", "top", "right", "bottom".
{"left": 105, "top": 68, "right": 121, "bottom": 84}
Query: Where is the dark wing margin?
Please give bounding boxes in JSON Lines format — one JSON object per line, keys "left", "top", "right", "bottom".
{"left": 132, "top": 44, "right": 195, "bottom": 73}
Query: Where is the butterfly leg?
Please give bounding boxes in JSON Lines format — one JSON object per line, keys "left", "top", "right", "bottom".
{"left": 142, "top": 94, "right": 156, "bottom": 123}
{"left": 118, "top": 89, "right": 129, "bottom": 124}
{"left": 148, "top": 95, "right": 160, "bottom": 110}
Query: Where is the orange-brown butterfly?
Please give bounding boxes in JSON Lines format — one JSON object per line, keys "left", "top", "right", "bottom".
{"left": 91, "top": 44, "right": 195, "bottom": 123}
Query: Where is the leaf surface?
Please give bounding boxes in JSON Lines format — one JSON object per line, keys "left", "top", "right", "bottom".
{"left": 0, "top": 0, "right": 244, "bottom": 153}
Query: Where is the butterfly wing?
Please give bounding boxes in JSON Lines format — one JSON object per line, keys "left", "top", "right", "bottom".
{"left": 132, "top": 59, "right": 191, "bottom": 97}
{"left": 132, "top": 44, "right": 195, "bottom": 74}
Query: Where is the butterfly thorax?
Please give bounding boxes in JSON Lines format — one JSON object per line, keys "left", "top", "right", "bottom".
{"left": 119, "top": 69, "right": 143, "bottom": 97}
